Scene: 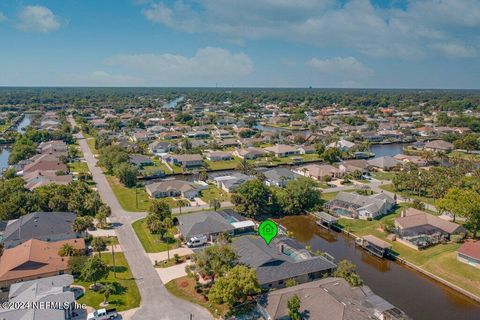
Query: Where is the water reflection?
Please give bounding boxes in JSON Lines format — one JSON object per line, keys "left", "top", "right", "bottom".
{"left": 277, "top": 215, "right": 480, "bottom": 320}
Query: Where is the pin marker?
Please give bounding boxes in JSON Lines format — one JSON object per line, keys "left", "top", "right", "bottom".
{"left": 258, "top": 220, "right": 278, "bottom": 245}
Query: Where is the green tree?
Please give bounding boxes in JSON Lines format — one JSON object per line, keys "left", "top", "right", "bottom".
{"left": 287, "top": 294, "right": 302, "bottom": 320}
{"left": 176, "top": 199, "right": 189, "bottom": 215}
{"left": 231, "top": 179, "right": 273, "bottom": 218}
{"left": 100, "top": 283, "right": 116, "bottom": 305}
{"left": 209, "top": 199, "right": 221, "bottom": 211}
{"left": 81, "top": 255, "right": 109, "bottom": 287}
{"left": 236, "top": 158, "right": 255, "bottom": 175}
{"left": 148, "top": 199, "right": 172, "bottom": 221}
{"left": 191, "top": 244, "right": 237, "bottom": 283}
{"left": 438, "top": 188, "right": 480, "bottom": 237}
{"left": 68, "top": 255, "right": 88, "bottom": 275}
{"left": 334, "top": 260, "right": 363, "bottom": 287}
{"left": 322, "top": 147, "right": 342, "bottom": 164}
{"left": 144, "top": 214, "right": 162, "bottom": 234}
{"left": 95, "top": 206, "right": 110, "bottom": 229}
{"left": 208, "top": 265, "right": 260, "bottom": 307}
{"left": 278, "top": 177, "right": 321, "bottom": 215}
{"left": 73, "top": 216, "right": 94, "bottom": 233}
{"left": 114, "top": 163, "right": 138, "bottom": 187}
{"left": 58, "top": 243, "right": 77, "bottom": 257}
{"left": 91, "top": 237, "right": 107, "bottom": 256}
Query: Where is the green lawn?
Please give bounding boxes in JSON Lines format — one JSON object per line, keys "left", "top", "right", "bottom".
{"left": 379, "top": 183, "right": 436, "bottom": 206}
{"left": 68, "top": 161, "right": 90, "bottom": 174}
{"left": 106, "top": 176, "right": 152, "bottom": 211}
{"left": 86, "top": 137, "right": 99, "bottom": 155}
{"left": 205, "top": 158, "right": 241, "bottom": 170}
{"left": 132, "top": 218, "right": 179, "bottom": 253}
{"left": 75, "top": 253, "right": 141, "bottom": 311}
{"left": 171, "top": 164, "right": 184, "bottom": 174}
{"left": 336, "top": 205, "right": 480, "bottom": 297}
{"left": 142, "top": 158, "right": 172, "bottom": 175}
{"left": 200, "top": 185, "right": 230, "bottom": 202}
{"left": 371, "top": 171, "right": 395, "bottom": 181}
{"left": 165, "top": 277, "right": 228, "bottom": 318}
{"left": 321, "top": 189, "right": 355, "bottom": 201}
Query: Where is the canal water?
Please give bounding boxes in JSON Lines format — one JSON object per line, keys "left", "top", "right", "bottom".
{"left": 0, "top": 114, "right": 34, "bottom": 171}
{"left": 277, "top": 215, "right": 480, "bottom": 320}
{"left": 370, "top": 143, "right": 409, "bottom": 158}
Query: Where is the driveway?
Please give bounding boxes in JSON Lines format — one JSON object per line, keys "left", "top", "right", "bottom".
{"left": 156, "top": 261, "right": 193, "bottom": 283}
{"left": 69, "top": 116, "right": 212, "bottom": 320}
{"left": 148, "top": 247, "right": 194, "bottom": 264}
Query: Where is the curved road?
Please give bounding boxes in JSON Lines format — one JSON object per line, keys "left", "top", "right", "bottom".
{"left": 70, "top": 119, "right": 212, "bottom": 320}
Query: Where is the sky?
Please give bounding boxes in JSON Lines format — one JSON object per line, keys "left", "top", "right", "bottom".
{"left": 0, "top": 0, "right": 479, "bottom": 88}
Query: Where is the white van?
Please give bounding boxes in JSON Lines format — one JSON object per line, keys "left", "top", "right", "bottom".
{"left": 186, "top": 235, "right": 208, "bottom": 248}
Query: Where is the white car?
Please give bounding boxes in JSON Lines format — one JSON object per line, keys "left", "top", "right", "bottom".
{"left": 186, "top": 235, "right": 208, "bottom": 248}
{"left": 87, "top": 308, "right": 118, "bottom": 320}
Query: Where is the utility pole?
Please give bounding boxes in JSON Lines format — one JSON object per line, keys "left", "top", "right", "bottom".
{"left": 135, "top": 185, "right": 139, "bottom": 209}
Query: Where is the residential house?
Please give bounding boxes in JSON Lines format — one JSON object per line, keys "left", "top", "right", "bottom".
{"left": 23, "top": 170, "right": 73, "bottom": 190}
{"left": 214, "top": 172, "right": 254, "bottom": 193}
{"left": 159, "top": 132, "right": 183, "bottom": 140}
{"left": 394, "top": 154, "right": 428, "bottom": 167}
{"left": 167, "top": 154, "right": 203, "bottom": 167}
{"left": 213, "top": 129, "right": 233, "bottom": 139}
{"left": 325, "top": 192, "right": 395, "bottom": 219}
{"left": 367, "top": 156, "right": 400, "bottom": 171}
{"left": 339, "top": 159, "right": 369, "bottom": 175}
{"left": 149, "top": 140, "right": 174, "bottom": 154}
{"left": 129, "top": 154, "right": 154, "bottom": 168}
{"left": 264, "top": 144, "right": 299, "bottom": 157}
{"left": 263, "top": 168, "right": 301, "bottom": 187}
{"left": 232, "top": 236, "right": 336, "bottom": 289}
{"left": 184, "top": 131, "right": 210, "bottom": 139}
{"left": 233, "top": 147, "right": 268, "bottom": 159}
{"left": 0, "top": 238, "right": 85, "bottom": 288}
{"left": 297, "top": 145, "right": 316, "bottom": 154}
{"left": 327, "top": 139, "right": 355, "bottom": 151}
{"left": 37, "top": 140, "right": 68, "bottom": 157}
{"left": 457, "top": 241, "right": 480, "bottom": 269}
{"left": 257, "top": 277, "right": 408, "bottom": 320}
{"left": 1, "top": 212, "right": 81, "bottom": 249}
{"left": 145, "top": 180, "right": 199, "bottom": 200}
{"left": 178, "top": 210, "right": 255, "bottom": 241}
{"left": 295, "top": 164, "right": 341, "bottom": 180}
{"left": 131, "top": 130, "right": 156, "bottom": 142}
{"left": 21, "top": 154, "right": 68, "bottom": 175}
{"left": 205, "top": 151, "right": 233, "bottom": 162}
{"left": 424, "top": 140, "right": 454, "bottom": 152}
{"left": 0, "top": 274, "right": 78, "bottom": 320}
{"left": 394, "top": 208, "right": 466, "bottom": 249}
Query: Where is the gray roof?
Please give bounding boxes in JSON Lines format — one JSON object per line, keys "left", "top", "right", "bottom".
{"left": 367, "top": 156, "right": 400, "bottom": 169}
{"left": 232, "top": 236, "right": 336, "bottom": 285}
{"left": 328, "top": 192, "right": 394, "bottom": 215}
{"left": 258, "top": 277, "right": 406, "bottom": 320}
{"left": 129, "top": 154, "right": 154, "bottom": 166}
{"left": 3, "top": 212, "right": 77, "bottom": 245}
{"left": 177, "top": 210, "right": 234, "bottom": 239}
{"left": 263, "top": 168, "right": 301, "bottom": 182}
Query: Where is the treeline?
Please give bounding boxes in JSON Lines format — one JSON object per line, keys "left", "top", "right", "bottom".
{"left": 0, "top": 179, "right": 108, "bottom": 220}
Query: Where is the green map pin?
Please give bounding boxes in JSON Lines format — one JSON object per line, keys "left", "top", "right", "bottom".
{"left": 259, "top": 220, "right": 278, "bottom": 245}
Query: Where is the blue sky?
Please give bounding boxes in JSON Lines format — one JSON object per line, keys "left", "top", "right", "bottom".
{"left": 0, "top": 0, "right": 479, "bottom": 88}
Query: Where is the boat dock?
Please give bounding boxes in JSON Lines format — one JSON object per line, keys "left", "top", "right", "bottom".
{"left": 311, "top": 211, "right": 338, "bottom": 230}
{"left": 356, "top": 235, "right": 392, "bottom": 258}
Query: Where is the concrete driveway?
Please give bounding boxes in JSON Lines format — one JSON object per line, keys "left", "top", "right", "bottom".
{"left": 156, "top": 261, "right": 193, "bottom": 283}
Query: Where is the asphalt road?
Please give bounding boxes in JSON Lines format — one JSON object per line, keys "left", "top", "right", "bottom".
{"left": 70, "top": 117, "right": 212, "bottom": 320}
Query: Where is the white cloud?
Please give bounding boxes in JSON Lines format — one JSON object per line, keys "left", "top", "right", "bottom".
{"left": 106, "top": 47, "right": 253, "bottom": 85}
{"left": 16, "top": 6, "right": 61, "bottom": 33}
{"left": 0, "top": 12, "right": 6, "bottom": 22}
{"left": 307, "top": 57, "right": 373, "bottom": 78}
{"left": 429, "top": 42, "right": 477, "bottom": 58}
{"left": 140, "top": 0, "right": 480, "bottom": 60}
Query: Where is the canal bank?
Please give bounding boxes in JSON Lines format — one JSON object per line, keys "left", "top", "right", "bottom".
{"left": 277, "top": 215, "right": 480, "bottom": 320}
{"left": 0, "top": 114, "right": 34, "bottom": 171}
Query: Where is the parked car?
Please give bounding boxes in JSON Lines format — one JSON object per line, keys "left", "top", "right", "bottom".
{"left": 186, "top": 235, "right": 208, "bottom": 248}
{"left": 87, "top": 308, "right": 118, "bottom": 320}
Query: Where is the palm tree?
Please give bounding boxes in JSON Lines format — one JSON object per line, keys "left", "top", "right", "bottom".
{"left": 236, "top": 158, "right": 254, "bottom": 175}
{"left": 100, "top": 283, "right": 116, "bottom": 305}
{"left": 209, "top": 199, "right": 221, "bottom": 211}
{"left": 91, "top": 237, "right": 107, "bottom": 257}
{"left": 176, "top": 199, "right": 190, "bottom": 215}
{"left": 58, "top": 243, "right": 77, "bottom": 257}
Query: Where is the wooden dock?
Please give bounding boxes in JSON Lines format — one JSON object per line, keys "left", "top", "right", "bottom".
{"left": 356, "top": 235, "right": 392, "bottom": 258}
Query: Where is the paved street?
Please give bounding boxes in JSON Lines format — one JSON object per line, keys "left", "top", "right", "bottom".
{"left": 70, "top": 117, "right": 212, "bottom": 320}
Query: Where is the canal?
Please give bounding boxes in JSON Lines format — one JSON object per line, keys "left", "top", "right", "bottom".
{"left": 277, "top": 215, "right": 480, "bottom": 320}
{"left": 0, "top": 114, "right": 34, "bottom": 171}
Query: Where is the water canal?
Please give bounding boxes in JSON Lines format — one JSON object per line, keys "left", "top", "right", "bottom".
{"left": 0, "top": 114, "right": 34, "bottom": 171}
{"left": 277, "top": 215, "right": 480, "bottom": 320}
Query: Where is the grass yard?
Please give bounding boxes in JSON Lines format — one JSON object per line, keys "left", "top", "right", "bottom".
{"left": 336, "top": 205, "right": 480, "bottom": 297}
{"left": 106, "top": 176, "right": 152, "bottom": 211}
{"left": 371, "top": 171, "right": 395, "bottom": 181}
{"left": 86, "top": 137, "right": 99, "bottom": 155}
{"left": 320, "top": 189, "right": 355, "bottom": 202}
{"left": 155, "top": 255, "right": 191, "bottom": 268}
{"left": 205, "top": 158, "right": 241, "bottom": 170}
{"left": 132, "top": 218, "right": 179, "bottom": 253}
{"left": 165, "top": 276, "right": 228, "bottom": 318}
{"left": 200, "top": 185, "right": 230, "bottom": 202}
{"left": 142, "top": 158, "right": 172, "bottom": 174}
{"left": 379, "top": 183, "right": 436, "bottom": 206}
{"left": 171, "top": 164, "right": 184, "bottom": 174}
{"left": 68, "top": 161, "right": 90, "bottom": 174}
{"left": 75, "top": 253, "right": 140, "bottom": 311}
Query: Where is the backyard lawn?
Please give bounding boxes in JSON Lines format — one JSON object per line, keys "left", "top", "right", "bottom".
{"left": 132, "top": 218, "right": 179, "bottom": 253}
{"left": 200, "top": 185, "right": 230, "bottom": 202}
{"left": 320, "top": 189, "right": 355, "bottom": 202}
{"left": 379, "top": 183, "right": 436, "bottom": 206}
{"left": 85, "top": 137, "right": 99, "bottom": 155}
{"left": 205, "top": 158, "right": 241, "bottom": 170}
{"left": 371, "top": 171, "right": 395, "bottom": 181}
{"left": 142, "top": 158, "right": 172, "bottom": 175}
{"left": 165, "top": 276, "right": 228, "bottom": 318}
{"left": 75, "top": 253, "right": 141, "bottom": 311}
